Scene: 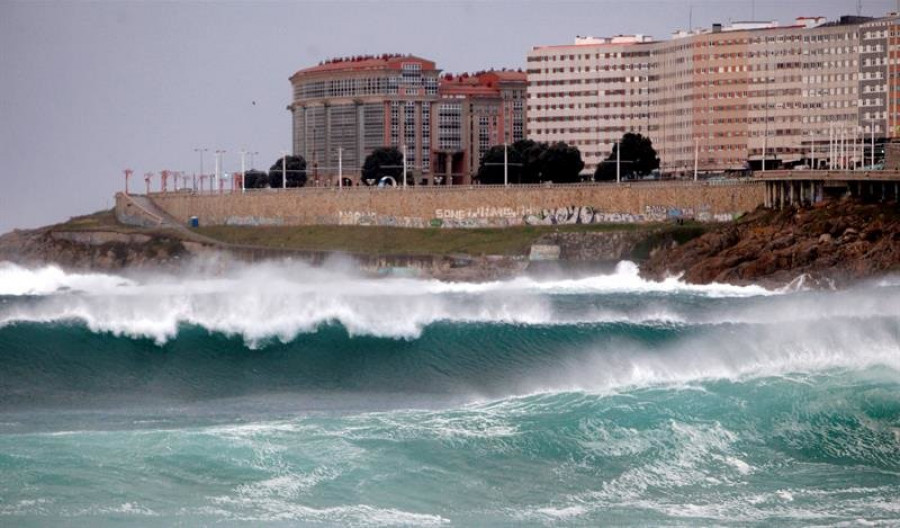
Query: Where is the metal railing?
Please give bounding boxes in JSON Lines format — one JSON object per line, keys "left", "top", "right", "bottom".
{"left": 147, "top": 178, "right": 760, "bottom": 197}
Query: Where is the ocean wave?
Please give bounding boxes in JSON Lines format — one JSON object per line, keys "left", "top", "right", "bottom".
{"left": 0, "top": 260, "right": 811, "bottom": 346}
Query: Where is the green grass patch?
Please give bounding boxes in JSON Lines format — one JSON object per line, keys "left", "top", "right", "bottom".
{"left": 196, "top": 223, "right": 658, "bottom": 256}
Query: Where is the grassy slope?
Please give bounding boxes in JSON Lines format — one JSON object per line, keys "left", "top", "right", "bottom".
{"left": 195, "top": 223, "right": 663, "bottom": 256}
{"left": 44, "top": 209, "right": 710, "bottom": 258}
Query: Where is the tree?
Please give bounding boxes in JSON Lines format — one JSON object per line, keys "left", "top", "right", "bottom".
{"left": 476, "top": 145, "right": 523, "bottom": 185}
{"left": 594, "top": 132, "right": 659, "bottom": 182}
{"left": 477, "top": 140, "right": 584, "bottom": 184}
{"left": 243, "top": 169, "right": 268, "bottom": 189}
{"left": 268, "top": 155, "right": 307, "bottom": 188}
{"left": 540, "top": 142, "right": 585, "bottom": 183}
{"left": 513, "top": 139, "right": 547, "bottom": 184}
{"left": 362, "top": 147, "right": 404, "bottom": 186}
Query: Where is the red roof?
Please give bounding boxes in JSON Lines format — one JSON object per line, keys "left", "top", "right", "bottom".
{"left": 290, "top": 55, "right": 436, "bottom": 80}
{"left": 438, "top": 70, "right": 525, "bottom": 97}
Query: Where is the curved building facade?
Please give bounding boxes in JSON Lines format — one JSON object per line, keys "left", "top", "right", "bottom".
{"left": 289, "top": 55, "right": 526, "bottom": 185}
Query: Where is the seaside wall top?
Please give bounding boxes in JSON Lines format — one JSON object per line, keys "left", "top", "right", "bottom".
{"left": 145, "top": 181, "right": 765, "bottom": 228}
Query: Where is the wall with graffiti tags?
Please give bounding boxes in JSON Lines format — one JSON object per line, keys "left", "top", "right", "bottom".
{"left": 145, "top": 182, "right": 763, "bottom": 229}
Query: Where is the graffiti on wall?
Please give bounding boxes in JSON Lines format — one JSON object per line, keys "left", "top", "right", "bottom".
{"left": 338, "top": 211, "right": 427, "bottom": 228}
{"left": 226, "top": 216, "right": 285, "bottom": 226}
{"left": 335, "top": 205, "right": 738, "bottom": 228}
{"left": 522, "top": 205, "right": 736, "bottom": 225}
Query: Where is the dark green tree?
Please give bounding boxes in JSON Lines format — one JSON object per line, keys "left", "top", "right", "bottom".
{"left": 242, "top": 169, "right": 269, "bottom": 189}
{"left": 268, "top": 155, "right": 308, "bottom": 188}
{"left": 594, "top": 132, "right": 659, "bottom": 181}
{"left": 540, "top": 142, "right": 585, "bottom": 183}
{"left": 362, "top": 147, "right": 404, "bottom": 186}
{"left": 513, "top": 139, "right": 547, "bottom": 184}
{"left": 476, "top": 145, "right": 523, "bottom": 185}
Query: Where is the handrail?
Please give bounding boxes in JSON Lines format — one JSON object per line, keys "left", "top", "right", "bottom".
{"left": 146, "top": 179, "right": 761, "bottom": 197}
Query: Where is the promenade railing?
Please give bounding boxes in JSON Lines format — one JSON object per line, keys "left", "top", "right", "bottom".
{"left": 149, "top": 178, "right": 761, "bottom": 197}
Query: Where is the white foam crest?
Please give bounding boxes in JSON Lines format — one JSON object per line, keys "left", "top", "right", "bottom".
{"left": 1, "top": 260, "right": 898, "bottom": 347}
{"left": 523, "top": 315, "right": 900, "bottom": 395}
{"left": 0, "top": 261, "right": 555, "bottom": 345}
{"left": 423, "top": 261, "right": 776, "bottom": 298}
{"left": 0, "top": 262, "right": 136, "bottom": 296}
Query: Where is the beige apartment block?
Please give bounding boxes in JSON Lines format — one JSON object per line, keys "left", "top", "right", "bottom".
{"left": 527, "top": 12, "right": 900, "bottom": 175}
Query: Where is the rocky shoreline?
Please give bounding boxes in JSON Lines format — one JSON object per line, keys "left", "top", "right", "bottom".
{"left": 640, "top": 197, "right": 900, "bottom": 288}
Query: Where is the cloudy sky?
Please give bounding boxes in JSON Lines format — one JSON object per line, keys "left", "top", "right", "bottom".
{"left": 0, "top": 0, "right": 895, "bottom": 233}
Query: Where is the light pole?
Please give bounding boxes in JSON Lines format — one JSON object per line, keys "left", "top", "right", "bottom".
{"left": 504, "top": 143, "right": 508, "bottom": 186}
{"left": 870, "top": 121, "right": 876, "bottom": 168}
{"left": 337, "top": 147, "right": 343, "bottom": 189}
{"left": 616, "top": 141, "right": 621, "bottom": 184}
{"left": 402, "top": 144, "right": 408, "bottom": 189}
{"left": 123, "top": 169, "right": 133, "bottom": 195}
{"left": 280, "top": 150, "right": 289, "bottom": 189}
{"left": 240, "top": 149, "right": 247, "bottom": 192}
{"left": 194, "top": 148, "right": 207, "bottom": 191}
{"left": 694, "top": 137, "right": 699, "bottom": 182}
{"left": 215, "top": 150, "right": 226, "bottom": 193}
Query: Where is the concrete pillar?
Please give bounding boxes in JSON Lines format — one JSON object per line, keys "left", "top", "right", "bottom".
{"left": 779, "top": 182, "right": 784, "bottom": 210}
{"left": 789, "top": 181, "right": 794, "bottom": 206}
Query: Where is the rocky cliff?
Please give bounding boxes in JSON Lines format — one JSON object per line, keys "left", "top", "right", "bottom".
{"left": 640, "top": 198, "right": 900, "bottom": 287}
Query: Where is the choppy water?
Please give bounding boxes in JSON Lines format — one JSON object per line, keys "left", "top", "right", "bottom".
{"left": 0, "top": 260, "right": 898, "bottom": 527}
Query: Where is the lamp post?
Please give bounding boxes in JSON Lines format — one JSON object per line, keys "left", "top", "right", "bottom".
{"left": 402, "top": 144, "right": 408, "bottom": 189}
{"left": 123, "top": 169, "right": 133, "bottom": 195}
{"left": 504, "top": 143, "right": 508, "bottom": 186}
{"left": 214, "top": 150, "right": 226, "bottom": 193}
{"left": 193, "top": 148, "right": 207, "bottom": 192}
{"left": 616, "top": 141, "right": 621, "bottom": 184}
{"left": 240, "top": 149, "right": 247, "bottom": 192}
{"left": 694, "top": 137, "right": 699, "bottom": 182}
{"left": 280, "top": 150, "right": 289, "bottom": 189}
{"left": 870, "top": 121, "right": 876, "bottom": 168}
{"left": 337, "top": 147, "right": 343, "bottom": 189}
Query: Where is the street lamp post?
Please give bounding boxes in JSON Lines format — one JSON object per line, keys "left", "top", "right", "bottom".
{"left": 240, "top": 149, "right": 247, "bottom": 192}
{"left": 694, "top": 137, "right": 699, "bottom": 182}
{"left": 337, "top": 147, "right": 343, "bottom": 189}
{"left": 193, "top": 148, "right": 208, "bottom": 192}
{"left": 280, "top": 150, "right": 289, "bottom": 189}
{"left": 402, "top": 144, "right": 408, "bottom": 189}
{"left": 504, "top": 143, "right": 508, "bottom": 186}
{"left": 214, "top": 150, "right": 223, "bottom": 193}
{"left": 616, "top": 141, "right": 621, "bottom": 184}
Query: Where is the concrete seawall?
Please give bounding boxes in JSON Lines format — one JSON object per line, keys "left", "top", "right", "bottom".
{"left": 140, "top": 181, "right": 765, "bottom": 229}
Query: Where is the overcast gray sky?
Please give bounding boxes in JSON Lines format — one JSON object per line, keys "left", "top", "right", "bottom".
{"left": 0, "top": 0, "right": 895, "bottom": 233}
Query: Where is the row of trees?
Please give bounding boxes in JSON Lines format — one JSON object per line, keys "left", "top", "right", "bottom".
{"left": 242, "top": 133, "right": 659, "bottom": 188}
{"left": 476, "top": 140, "right": 584, "bottom": 184}
{"left": 476, "top": 133, "right": 659, "bottom": 184}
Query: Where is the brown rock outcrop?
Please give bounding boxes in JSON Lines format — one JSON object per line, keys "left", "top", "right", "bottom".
{"left": 640, "top": 198, "right": 900, "bottom": 287}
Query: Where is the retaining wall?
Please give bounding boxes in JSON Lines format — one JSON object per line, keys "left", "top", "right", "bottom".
{"left": 144, "top": 182, "right": 765, "bottom": 228}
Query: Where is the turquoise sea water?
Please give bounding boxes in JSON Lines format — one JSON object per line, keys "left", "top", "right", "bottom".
{"left": 0, "top": 261, "right": 898, "bottom": 527}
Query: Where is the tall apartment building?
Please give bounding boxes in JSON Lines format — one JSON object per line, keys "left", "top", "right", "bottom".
{"left": 527, "top": 13, "right": 900, "bottom": 175}
{"left": 288, "top": 55, "right": 525, "bottom": 185}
